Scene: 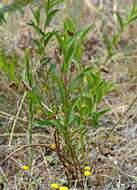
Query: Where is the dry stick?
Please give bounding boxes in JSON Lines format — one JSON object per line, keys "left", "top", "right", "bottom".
{"left": 9, "top": 157, "right": 46, "bottom": 190}
{"left": 0, "top": 110, "right": 27, "bottom": 122}
{"left": 0, "top": 133, "right": 50, "bottom": 138}
{"left": 0, "top": 144, "right": 81, "bottom": 172}
{"left": 8, "top": 91, "right": 27, "bottom": 146}
{"left": 107, "top": 95, "right": 137, "bottom": 138}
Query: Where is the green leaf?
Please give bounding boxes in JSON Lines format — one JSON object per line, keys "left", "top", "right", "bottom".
{"left": 66, "top": 97, "right": 80, "bottom": 125}
{"left": 126, "top": 0, "right": 137, "bottom": 25}
{"left": 73, "top": 42, "right": 83, "bottom": 62}
{"left": 34, "top": 119, "right": 54, "bottom": 127}
{"left": 31, "top": 7, "right": 41, "bottom": 26}
{"left": 9, "top": 59, "right": 15, "bottom": 80}
{"left": 34, "top": 118, "right": 63, "bottom": 130}
{"left": 50, "top": 0, "right": 65, "bottom": 8}
{"left": 68, "top": 67, "right": 93, "bottom": 92}
{"left": 45, "top": 9, "right": 59, "bottom": 27}
{"left": 54, "top": 31, "right": 65, "bottom": 56}
{"left": 0, "top": 49, "right": 11, "bottom": 77}
{"left": 24, "top": 49, "right": 33, "bottom": 87}
{"left": 33, "top": 39, "right": 44, "bottom": 54}
{"left": 50, "top": 73, "right": 65, "bottom": 103}
{"left": 94, "top": 81, "right": 105, "bottom": 104}
{"left": 68, "top": 25, "right": 93, "bottom": 47}
{"left": 64, "top": 18, "right": 75, "bottom": 33}
{"left": 78, "top": 25, "right": 93, "bottom": 43}
{"left": 27, "top": 91, "right": 39, "bottom": 105}
{"left": 45, "top": 0, "right": 50, "bottom": 13}
{"left": 63, "top": 43, "right": 75, "bottom": 72}
{"left": 2, "top": 0, "right": 35, "bottom": 15}
{"left": 28, "top": 20, "right": 44, "bottom": 36}
{"left": 126, "top": 14, "right": 137, "bottom": 24}
{"left": 128, "top": 0, "right": 137, "bottom": 20}
{"left": 93, "top": 108, "right": 110, "bottom": 122}
{"left": 43, "top": 31, "right": 54, "bottom": 46}
{"left": 113, "top": 11, "right": 124, "bottom": 32}
{"left": 45, "top": 0, "right": 65, "bottom": 12}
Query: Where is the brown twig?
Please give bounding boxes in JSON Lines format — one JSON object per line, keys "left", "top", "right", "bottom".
{"left": 107, "top": 95, "right": 137, "bottom": 138}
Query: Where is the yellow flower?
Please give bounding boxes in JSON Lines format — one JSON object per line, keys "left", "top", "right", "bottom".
{"left": 50, "top": 143, "right": 57, "bottom": 150}
{"left": 84, "top": 170, "right": 92, "bottom": 177}
{"left": 22, "top": 165, "right": 29, "bottom": 171}
{"left": 84, "top": 166, "right": 91, "bottom": 171}
{"left": 59, "top": 186, "right": 69, "bottom": 190}
{"left": 50, "top": 183, "right": 60, "bottom": 189}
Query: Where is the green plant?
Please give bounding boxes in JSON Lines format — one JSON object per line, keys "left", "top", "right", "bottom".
{"left": 0, "top": 0, "right": 112, "bottom": 182}
{"left": 0, "top": 0, "right": 36, "bottom": 25}
{"left": 0, "top": 49, "right": 17, "bottom": 80}
{"left": 103, "top": 0, "right": 137, "bottom": 62}
{"left": 28, "top": 0, "right": 65, "bottom": 56}
{"left": 31, "top": 5, "right": 112, "bottom": 180}
{"left": 0, "top": 0, "right": 112, "bottom": 183}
